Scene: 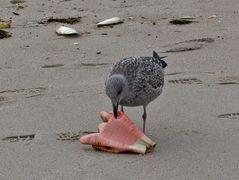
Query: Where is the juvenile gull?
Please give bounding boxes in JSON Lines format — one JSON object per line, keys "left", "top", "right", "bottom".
{"left": 105, "top": 51, "right": 167, "bottom": 132}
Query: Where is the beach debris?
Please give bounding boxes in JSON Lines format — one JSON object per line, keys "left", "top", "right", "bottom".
{"left": 39, "top": 16, "right": 81, "bottom": 24}
{"left": 0, "top": 29, "right": 12, "bottom": 39}
{"left": 169, "top": 19, "right": 195, "bottom": 25}
{"left": 180, "top": 15, "right": 195, "bottom": 20}
{"left": 169, "top": 17, "right": 198, "bottom": 25}
{"left": 128, "top": 16, "right": 135, "bottom": 20}
{"left": 10, "top": 0, "right": 25, "bottom": 4}
{"left": 12, "top": 12, "right": 20, "bottom": 15}
{"left": 80, "top": 111, "right": 156, "bottom": 154}
{"left": 16, "top": 3, "right": 25, "bottom": 10}
{"left": 10, "top": 0, "right": 27, "bottom": 10}
{"left": 97, "top": 17, "right": 123, "bottom": 27}
{"left": 208, "top": 15, "right": 217, "bottom": 19}
{"left": 0, "top": 19, "right": 12, "bottom": 29}
{"left": 56, "top": 26, "right": 78, "bottom": 36}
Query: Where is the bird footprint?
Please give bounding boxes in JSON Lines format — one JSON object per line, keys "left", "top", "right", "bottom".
{"left": 218, "top": 113, "right": 239, "bottom": 119}
{"left": 168, "top": 78, "right": 203, "bottom": 84}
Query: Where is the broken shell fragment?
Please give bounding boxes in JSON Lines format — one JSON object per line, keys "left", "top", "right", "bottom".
{"left": 208, "top": 15, "right": 217, "bottom": 19}
{"left": 180, "top": 15, "right": 195, "bottom": 20}
{"left": 0, "top": 20, "right": 11, "bottom": 29}
{"left": 56, "top": 26, "right": 78, "bottom": 36}
{"left": 128, "top": 16, "right": 135, "bottom": 20}
{"left": 80, "top": 111, "right": 156, "bottom": 154}
{"left": 97, "top": 17, "right": 123, "bottom": 27}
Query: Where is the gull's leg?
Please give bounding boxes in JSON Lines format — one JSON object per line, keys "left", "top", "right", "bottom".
{"left": 121, "top": 106, "right": 124, "bottom": 112}
{"left": 142, "top": 106, "right": 147, "bottom": 133}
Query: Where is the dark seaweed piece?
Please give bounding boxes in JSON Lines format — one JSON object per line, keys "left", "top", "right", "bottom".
{"left": 12, "top": 12, "right": 20, "bottom": 15}
{"left": 0, "top": 30, "right": 11, "bottom": 39}
{"left": 39, "top": 17, "right": 81, "bottom": 24}
{"left": 10, "top": 0, "right": 25, "bottom": 4}
{"left": 169, "top": 19, "right": 197, "bottom": 25}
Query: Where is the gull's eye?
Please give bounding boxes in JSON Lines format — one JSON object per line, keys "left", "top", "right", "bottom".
{"left": 117, "top": 90, "right": 122, "bottom": 95}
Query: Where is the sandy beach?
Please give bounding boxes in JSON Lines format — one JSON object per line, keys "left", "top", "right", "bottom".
{"left": 1, "top": 0, "right": 239, "bottom": 179}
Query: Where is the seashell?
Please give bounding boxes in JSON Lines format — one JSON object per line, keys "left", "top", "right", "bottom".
{"left": 180, "top": 15, "right": 195, "bottom": 20}
{"left": 80, "top": 111, "right": 156, "bottom": 154}
{"left": 55, "top": 26, "right": 78, "bottom": 35}
{"left": 208, "top": 15, "right": 217, "bottom": 19}
{"left": 97, "top": 17, "right": 123, "bottom": 27}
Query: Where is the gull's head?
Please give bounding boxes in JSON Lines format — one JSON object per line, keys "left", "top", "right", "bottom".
{"left": 105, "top": 74, "right": 128, "bottom": 118}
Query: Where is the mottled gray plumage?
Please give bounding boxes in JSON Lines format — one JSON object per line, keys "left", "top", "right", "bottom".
{"left": 105, "top": 51, "right": 167, "bottom": 132}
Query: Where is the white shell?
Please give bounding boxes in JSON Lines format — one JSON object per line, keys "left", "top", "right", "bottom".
{"left": 56, "top": 26, "right": 78, "bottom": 35}
{"left": 97, "top": 17, "right": 122, "bottom": 26}
{"left": 208, "top": 15, "right": 217, "bottom": 19}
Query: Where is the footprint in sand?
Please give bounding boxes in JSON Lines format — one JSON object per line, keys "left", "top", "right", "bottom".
{"left": 56, "top": 131, "right": 94, "bottom": 142}
{"left": 2, "top": 131, "right": 93, "bottom": 143}
{"left": 215, "top": 75, "right": 239, "bottom": 85}
{"left": 163, "top": 38, "right": 215, "bottom": 53}
{"left": 166, "top": 72, "right": 239, "bottom": 86}
{"left": 41, "top": 64, "right": 65, "bottom": 68}
{"left": 218, "top": 113, "right": 239, "bottom": 119}
{"left": 0, "top": 87, "right": 47, "bottom": 105}
{"left": 168, "top": 78, "right": 203, "bottom": 84}
{"left": 179, "top": 130, "right": 200, "bottom": 135}
{"left": 2, "top": 134, "right": 35, "bottom": 142}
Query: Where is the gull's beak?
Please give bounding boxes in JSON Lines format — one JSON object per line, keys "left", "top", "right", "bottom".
{"left": 112, "top": 103, "right": 119, "bottom": 119}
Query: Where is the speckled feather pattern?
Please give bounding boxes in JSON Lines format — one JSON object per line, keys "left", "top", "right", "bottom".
{"left": 108, "top": 56, "right": 164, "bottom": 106}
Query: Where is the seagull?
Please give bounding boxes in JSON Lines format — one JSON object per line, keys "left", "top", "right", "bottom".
{"left": 105, "top": 51, "right": 167, "bottom": 133}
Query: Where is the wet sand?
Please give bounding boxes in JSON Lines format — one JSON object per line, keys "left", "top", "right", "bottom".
{"left": 1, "top": 0, "right": 239, "bottom": 179}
